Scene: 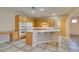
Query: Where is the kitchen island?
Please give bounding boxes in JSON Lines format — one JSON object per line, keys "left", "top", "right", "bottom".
{"left": 26, "top": 27, "right": 60, "bottom": 47}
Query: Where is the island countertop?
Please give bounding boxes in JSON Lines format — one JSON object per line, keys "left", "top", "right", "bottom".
{"left": 26, "top": 27, "right": 60, "bottom": 32}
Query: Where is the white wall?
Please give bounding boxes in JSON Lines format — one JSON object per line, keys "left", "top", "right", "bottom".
{"left": 0, "top": 34, "right": 10, "bottom": 43}
{"left": 0, "top": 8, "right": 18, "bottom": 32}
{"left": 70, "top": 18, "right": 79, "bottom": 34}
{"left": 68, "top": 8, "right": 79, "bottom": 35}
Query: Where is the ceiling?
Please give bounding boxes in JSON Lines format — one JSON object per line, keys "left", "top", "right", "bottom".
{"left": 2, "top": 7, "right": 73, "bottom": 17}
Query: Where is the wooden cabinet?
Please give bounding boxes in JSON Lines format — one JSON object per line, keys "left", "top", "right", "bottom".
{"left": 26, "top": 32, "right": 32, "bottom": 45}
{"left": 26, "top": 32, "right": 38, "bottom": 47}
{"left": 15, "top": 15, "right": 32, "bottom": 31}
{"left": 22, "top": 17, "right": 27, "bottom": 23}
{"left": 15, "top": 15, "right": 27, "bottom": 22}
{"left": 33, "top": 19, "right": 55, "bottom": 27}
{"left": 19, "top": 16, "right": 23, "bottom": 22}
{"left": 10, "top": 31, "right": 19, "bottom": 41}
{"left": 15, "top": 15, "right": 20, "bottom": 31}
{"left": 60, "top": 16, "right": 68, "bottom": 36}
{"left": 15, "top": 15, "right": 33, "bottom": 39}
{"left": 15, "top": 15, "right": 24, "bottom": 31}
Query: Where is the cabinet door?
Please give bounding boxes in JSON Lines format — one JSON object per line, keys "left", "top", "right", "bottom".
{"left": 15, "top": 15, "right": 19, "bottom": 31}
{"left": 19, "top": 16, "right": 23, "bottom": 22}
{"left": 23, "top": 17, "right": 27, "bottom": 22}
{"left": 60, "top": 16, "right": 67, "bottom": 36}
{"left": 26, "top": 32, "right": 32, "bottom": 45}
{"left": 15, "top": 15, "right": 23, "bottom": 31}
{"left": 10, "top": 31, "right": 19, "bottom": 41}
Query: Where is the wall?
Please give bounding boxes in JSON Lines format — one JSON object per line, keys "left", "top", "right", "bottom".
{"left": 68, "top": 8, "right": 79, "bottom": 35}
{"left": 0, "top": 34, "right": 10, "bottom": 43}
{"left": 69, "top": 18, "right": 79, "bottom": 34}
{"left": 0, "top": 8, "right": 18, "bottom": 32}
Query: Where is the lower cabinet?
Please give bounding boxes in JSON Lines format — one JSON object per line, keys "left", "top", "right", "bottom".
{"left": 26, "top": 32, "right": 38, "bottom": 47}
{"left": 10, "top": 31, "right": 19, "bottom": 41}
{"left": 26, "top": 32, "right": 32, "bottom": 46}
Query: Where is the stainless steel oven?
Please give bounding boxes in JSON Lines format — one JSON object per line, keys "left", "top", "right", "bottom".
{"left": 19, "top": 29, "right": 26, "bottom": 36}
{"left": 19, "top": 22, "right": 26, "bottom": 30}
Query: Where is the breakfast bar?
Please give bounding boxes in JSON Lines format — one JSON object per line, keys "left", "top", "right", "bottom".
{"left": 26, "top": 27, "right": 60, "bottom": 47}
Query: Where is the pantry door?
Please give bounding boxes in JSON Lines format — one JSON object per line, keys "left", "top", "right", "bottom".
{"left": 60, "top": 16, "right": 68, "bottom": 36}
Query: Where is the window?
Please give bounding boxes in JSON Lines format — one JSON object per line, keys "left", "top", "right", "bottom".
{"left": 72, "top": 19, "right": 77, "bottom": 23}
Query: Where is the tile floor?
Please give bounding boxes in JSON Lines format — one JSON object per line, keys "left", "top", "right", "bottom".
{"left": 0, "top": 36, "right": 79, "bottom": 52}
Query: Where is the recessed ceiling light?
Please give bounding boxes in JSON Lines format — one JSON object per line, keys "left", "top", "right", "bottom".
{"left": 52, "top": 13, "right": 56, "bottom": 16}
{"left": 40, "top": 8, "right": 44, "bottom": 11}
{"left": 32, "top": 11, "right": 35, "bottom": 13}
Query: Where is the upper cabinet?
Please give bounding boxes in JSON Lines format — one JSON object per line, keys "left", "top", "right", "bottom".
{"left": 23, "top": 17, "right": 29, "bottom": 22}
{"left": 15, "top": 15, "right": 33, "bottom": 31}
{"left": 15, "top": 15, "right": 27, "bottom": 31}
{"left": 15, "top": 15, "right": 27, "bottom": 22}
{"left": 33, "top": 19, "right": 55, "bottom": 27}
{"left": 15, "top": 15, "right": 19, "bottom": 31}
{"left": 19, "top": 16, "right": 23, "bottom": 22}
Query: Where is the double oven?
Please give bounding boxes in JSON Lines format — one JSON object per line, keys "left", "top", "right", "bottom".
{"left": 19, "top": 22, "right": 33, "bottom": 38}
{"left": 19, "top": 22, "right": 26, "bottom": 38}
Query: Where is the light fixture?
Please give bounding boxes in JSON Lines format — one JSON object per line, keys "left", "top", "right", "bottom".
{"left": 52, "top": 13, "right": 56, "bottom": 16}
{"left": 32, "top": 7, "right": 36, "bottom": 9}
{"left": 32, "top": 11, "right": 35, "bottom": 13}
{"left": 72, "top": 19, "right": 77, "bottom": 23}
{"left": 40, "top": 8, "right": 44, "bottom": 11}
{"left": 41, "top": 22, "right": 48, "bottom": 27}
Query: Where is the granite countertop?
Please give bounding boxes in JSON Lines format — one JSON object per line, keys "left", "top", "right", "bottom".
{"left": 26, "top": 27, "right": 60, "bottom": 32}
